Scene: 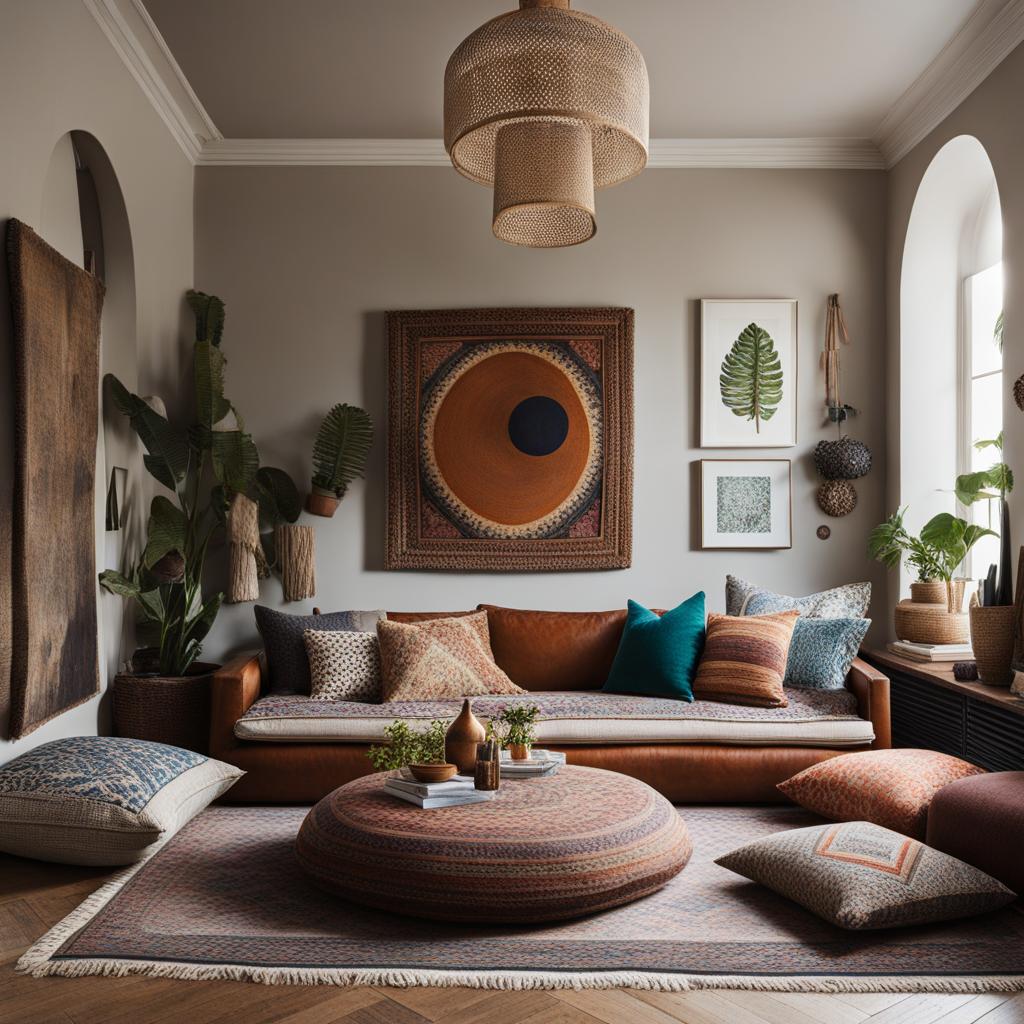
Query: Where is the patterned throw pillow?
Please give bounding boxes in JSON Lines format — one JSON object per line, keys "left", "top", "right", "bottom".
{"left": 0, "top": 737, "right": 243, "bottom": 866}
{"left": 726, "top": 575, "right": 871, "bottom": 619}
{"left": 693, "top": 611, "right": 800, "bottom": 708}
{"left": 716, "top": 820, "right": 1014, "bottom": 930}
{"left": 304, "top": 629, "right": 381, "bottom": 702}
{"left": 254, "top": 605, "right": 385, "bottom": 693}
{"left": 376, "top": 611, "right": 525, "bottom": 702}
{"left": 778, "top": 748, "right": 986, "bottom": 840}
{"left": 785, "top": 617, "right": 871, "bottom": 690}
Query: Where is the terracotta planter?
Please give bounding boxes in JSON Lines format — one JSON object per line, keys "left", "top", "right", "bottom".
{"left": 444, "top": 699, "right": 486, "bottom": 773}
{"left": 305, "top": 488, "right": 340, "bottom": 517}
{"left": 509, "top": 742, "right": 532, "bottom": 761}
{"left": 969, "top": 604, "right": 1016, "bottom": 686}
{"left": 409, "top": 763, "right": 458, "bottom": 783}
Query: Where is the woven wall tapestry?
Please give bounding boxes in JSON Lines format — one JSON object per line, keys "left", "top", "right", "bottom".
{"left": 387, "top": 308, "right": 633, "bottom": 571}
{"left": 5, "top": 219, "right": 105, "bottom": 738}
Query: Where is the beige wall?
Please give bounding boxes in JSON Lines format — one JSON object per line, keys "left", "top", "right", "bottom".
{"left": 0, "top": 0, "right": 194, "bottom": 760}
{"left": 194, "top": 164, "right": 889, "bottom": 660}
{"left": 886, "top": 42, "right": 1024, "bottom": 621}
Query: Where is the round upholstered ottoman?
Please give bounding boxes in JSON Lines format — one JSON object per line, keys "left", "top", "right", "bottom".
{"left": 295, "top": 764, "right": 691, "bottom": 923}
{"left": 926, "top": 771, "right": 1024, "bottom": 895}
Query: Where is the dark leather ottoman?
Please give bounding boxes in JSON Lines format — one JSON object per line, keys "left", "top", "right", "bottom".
{"left": 926, "top": 771, "right": 1024, "bottom": 895}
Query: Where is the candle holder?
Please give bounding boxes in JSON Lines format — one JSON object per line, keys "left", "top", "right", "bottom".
{"left": 474, "top": 740, "right": 500, "bottom": 791}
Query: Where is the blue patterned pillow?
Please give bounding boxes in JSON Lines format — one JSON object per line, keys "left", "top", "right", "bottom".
{"left": 785, "top": 618, "right": 871, "bottom": 689}
{"left": 726, "top": 576, "right": 871, "bottom": 619}
{"left": 0, "top": 736, "right": 242, "bottom": 866}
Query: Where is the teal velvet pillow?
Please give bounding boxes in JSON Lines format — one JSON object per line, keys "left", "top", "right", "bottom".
{"left": 785, "top": 617, "right": 871, "bottom": 690}
{"left": 603, "top": 594, "right": 706, "bottom": 701}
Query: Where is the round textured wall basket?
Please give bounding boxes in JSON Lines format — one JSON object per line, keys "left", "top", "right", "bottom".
{"left": 817, "top": 479, "right": 857, "bottom": 517}
{"left": 813, "top": 437, "right": 872, "bottom": 480}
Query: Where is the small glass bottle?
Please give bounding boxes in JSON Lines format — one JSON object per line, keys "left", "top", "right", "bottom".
{"left": 474, "top": 740, "right": 500, "bottom": 791}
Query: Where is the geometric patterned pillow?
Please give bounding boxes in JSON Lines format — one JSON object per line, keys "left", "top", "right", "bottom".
{"left": 778, "top": 748, "right": 986, "bottom": 840}
{"left": 784, "top": 617, "right": 871, "bottom": 689}
{"left": 304, "top": 629, "right": 381, "bottom": 702}
{"left": 692, "top": 610, "right": 800, "bottom": 708}
{"left": 376, "top": 612, "right": 525, "bottom": 703}
{"left": 726, "top": 575, "right": 871, "bottom": 619}
{"left": 0, "top": 736, "right": 243, "bottom": 866}
{"left": 716, "top": 820, "right": 1014, "bottom": 930}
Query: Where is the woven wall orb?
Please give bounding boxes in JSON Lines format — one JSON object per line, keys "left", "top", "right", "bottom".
{"left": 444, "top": 0, "right": 648, "bottom": 247}
{"left": 817, "top": 479, "right": 858, "bottom": 517}
{"left": 1014, "top": 372, "right": 1024, "bottom": 412}
{"left": 813, "top": 437, "right": 872, "bottom": 480}
{"left": 493, "top": 121, "right": 596, "bottom": 246}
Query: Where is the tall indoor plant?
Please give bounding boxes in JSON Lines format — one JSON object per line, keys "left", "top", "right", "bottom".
{"left": 99, "top": 290, "right": 300, "bottom": 678}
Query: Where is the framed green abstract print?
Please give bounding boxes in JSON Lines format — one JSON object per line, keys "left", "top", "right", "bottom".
{"left": 700, "top": 299, "right": 797, "bottom": 448}
{"left": 700, "top": 459, "right": 792, "bottom": 550}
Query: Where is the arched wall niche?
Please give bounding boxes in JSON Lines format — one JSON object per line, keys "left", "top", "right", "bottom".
{"left": 898, "top": 134, "right": 1002, "bottom": 597}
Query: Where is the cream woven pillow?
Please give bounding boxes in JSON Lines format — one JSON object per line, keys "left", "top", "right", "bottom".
{"left": 0, "top": 736, "right": 243, "bottom": 866}
{"left": 304, "top": 628, "right": 382, "bottom": 702}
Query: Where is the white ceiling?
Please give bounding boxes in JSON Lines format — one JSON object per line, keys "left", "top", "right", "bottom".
{"left": 142, "top": 0, "right": 981, "bottom": 140}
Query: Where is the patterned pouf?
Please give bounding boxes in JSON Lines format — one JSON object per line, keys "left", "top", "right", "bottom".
{"left": 295, "top": 764, "right": 692, "bottom": 923}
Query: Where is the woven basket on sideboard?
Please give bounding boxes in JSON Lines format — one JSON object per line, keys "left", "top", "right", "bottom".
{"left": 894, "top": 580, "right": 969, "bottom": 644}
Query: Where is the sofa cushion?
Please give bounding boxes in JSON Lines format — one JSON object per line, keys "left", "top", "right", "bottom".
{"left": 785, "top": 617, "right": 871, "bottom": 690}
{"left": 0, "top": 737, "right": 243, "bottom": 866}
{"left": 255, "top": 605, "right": 384, "bottom": 693}
{"left": 233, "top": 688, "right": 875, "bottom": 747}
{"left": 385, "top": 611, "right": 476, "bottom": 623}
{"left": 603, "top": 595, "right": 705, "bottom": 701}
{"left": 693, "top": 611, "right": 800, "bottom": 708}
{"left": 377, "top": 612, "right": 524, "bottom": 701}
{"left": 305, "top": 629, "right": 381, "bottom": 702}
{"left": 478, "top": 605, "right": 649, "bottom": 691}
{"left": 778, "top": 748, "right": 985, "bottom": 839}
{"left": 716, "top": 820, "right": 1014, "bottom": 930}
{"left": 726, "top": 576, "right": 871, "bottom": 619}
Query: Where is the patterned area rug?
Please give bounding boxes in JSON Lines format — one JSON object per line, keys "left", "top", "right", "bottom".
{"left": 18, "top": 805, "right": 1024, "bottom": 993}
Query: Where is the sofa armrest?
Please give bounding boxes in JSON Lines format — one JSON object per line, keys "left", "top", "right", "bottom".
{"left": 846, "top": 656, "right": 891, "bottom": 750}
{"left": 210, "top": 652, "right": 264, "bottom": 759}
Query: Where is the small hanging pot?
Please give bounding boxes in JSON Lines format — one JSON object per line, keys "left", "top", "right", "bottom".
{"left": 813, "top": 437, "right": 872, "bottom": 480}
{"left": 306, "top": 486, "right": 341, "bottom": 518}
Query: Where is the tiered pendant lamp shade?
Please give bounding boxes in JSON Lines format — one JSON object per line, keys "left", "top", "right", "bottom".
{"left": 444, "top": 0, "right": 649, "bottom": 247}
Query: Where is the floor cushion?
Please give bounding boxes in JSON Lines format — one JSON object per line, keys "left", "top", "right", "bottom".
{"left": 716, "top": 819, "right": 1014, "bottom": 929}
{"left": 603, "top": 594, "right": 705, "bottom": 701}
{"left": 376, "top": 611, "right": 524, "bottom": 701}
{"left": 693, "top": 610, "right": 799, "bottom": 708}
{"left": 255, "top": 605, "right": 384, "bottom": 693}
{"left": 779, "top": 748, "right": 985, "bottom": 839}
{"left": 927, "top": 771, "right": 1024, "bottom": 894}
{"left": 0, "top": 736, "right": 243, "bottom": 865}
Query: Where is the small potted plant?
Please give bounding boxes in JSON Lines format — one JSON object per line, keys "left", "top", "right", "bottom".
{"left": 307, "top": 402, "right": 374, "bottom": 517}
{"left": 367, "top": 719, "right": 456, "bottom": 781}
{"left": 498, "top": 704, "right": 540, "bottom": 761}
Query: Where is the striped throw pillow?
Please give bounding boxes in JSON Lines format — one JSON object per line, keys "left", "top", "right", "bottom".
{"left": 693, "top": 611, "right": 800, "bottom": 708}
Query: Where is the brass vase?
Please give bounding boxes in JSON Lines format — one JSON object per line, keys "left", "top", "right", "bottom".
{"left": 445, "top": 699, "right": 486, "bottom": 773}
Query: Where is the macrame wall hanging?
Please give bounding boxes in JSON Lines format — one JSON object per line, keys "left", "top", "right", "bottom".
{"left": 227, "top": 493, "right": 269, "bottom": 603}
{"left": 276, "top": 524, "right": 316, "bottom": 602}
{"left": 815, "top": 293, "right": 872, "bottom": 518}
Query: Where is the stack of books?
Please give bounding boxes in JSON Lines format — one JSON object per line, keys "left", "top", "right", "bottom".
{"left": 499, "top": 749, "right": 566, "bottom": 778}
{"left": 383, "top": 771, "right": 496, "bottom": 809}
{"left": 888, "top": 640, "right": 973, "bottom": 663}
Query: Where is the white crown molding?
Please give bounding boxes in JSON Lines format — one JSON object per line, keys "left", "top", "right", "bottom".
{"left": 875, "top": 0, "right": 1024, "bottom": 167}
{"left": 197, "top": 136, "right": 885, "bottom": 169}
{"left": 82, "top": 0, "right": 221, "bottom": 163}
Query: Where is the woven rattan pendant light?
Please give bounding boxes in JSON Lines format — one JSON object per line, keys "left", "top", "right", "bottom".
{"left": 444, "top": 0, "right": 649, "bottom": 248}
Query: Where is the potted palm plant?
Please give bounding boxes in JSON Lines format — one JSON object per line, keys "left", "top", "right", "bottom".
{"left": 306, "top": 402, "right": 374, "bottom": 517}
{"left": 99, "top": 291, "right": 300, "bottom": 750}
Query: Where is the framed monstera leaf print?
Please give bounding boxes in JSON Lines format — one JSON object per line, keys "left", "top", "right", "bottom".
{"left": 700, "top": 299, "right": 797, "bottom": 448}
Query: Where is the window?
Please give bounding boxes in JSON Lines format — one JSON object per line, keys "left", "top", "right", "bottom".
{"left": 960, "top": 261, "right": 1003, "bottom": 577}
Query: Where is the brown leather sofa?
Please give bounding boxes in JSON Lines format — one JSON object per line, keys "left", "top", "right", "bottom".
{"left": 210, "top": 605, "right": 891, "bottom": 804}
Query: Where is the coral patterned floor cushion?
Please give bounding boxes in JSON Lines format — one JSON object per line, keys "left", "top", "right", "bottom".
{"left": 778, "top": 748, "right": 985, "bottom": 840}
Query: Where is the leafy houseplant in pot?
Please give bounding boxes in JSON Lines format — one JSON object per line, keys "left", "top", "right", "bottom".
{"left": 99, "top": 291, "right": 300, "bottom": 751}
{"left": 367, "top": 719, "right": 456, "bottom": 781}
{"left": 868, "top": 508, "right": 995, "bottom": 644}
{"left": 499, "top": 704, "right": 541, "bottom": 761}
{"left": 306, "top": 403, "right": 374, "bottom": 517}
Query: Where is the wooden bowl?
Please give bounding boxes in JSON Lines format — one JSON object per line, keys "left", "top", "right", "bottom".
{"left": 409, "top": 763, "right": 458, "bottom": 783}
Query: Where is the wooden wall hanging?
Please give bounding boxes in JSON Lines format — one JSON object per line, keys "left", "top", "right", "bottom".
{"left": 386, "top": 308, "right": 633, "bottom": 571}
{"left": 5, "top": 219, "right": 105, "bottom": 738}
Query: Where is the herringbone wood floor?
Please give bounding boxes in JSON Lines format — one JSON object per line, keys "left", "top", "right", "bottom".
{"left": 1, "top": 855, "right": 1021, "bottom": 1024}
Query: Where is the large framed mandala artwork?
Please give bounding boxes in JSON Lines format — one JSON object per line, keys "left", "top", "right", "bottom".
{"left": 386, "top": 308, "right": 633, "bottom": 571}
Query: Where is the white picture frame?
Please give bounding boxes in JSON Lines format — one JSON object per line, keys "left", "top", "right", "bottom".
{"left": 700, "top": 299, "right": 798, "bottom": 448}
{"left": 700, "top": 459, "right": 792, "bottom": 550}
